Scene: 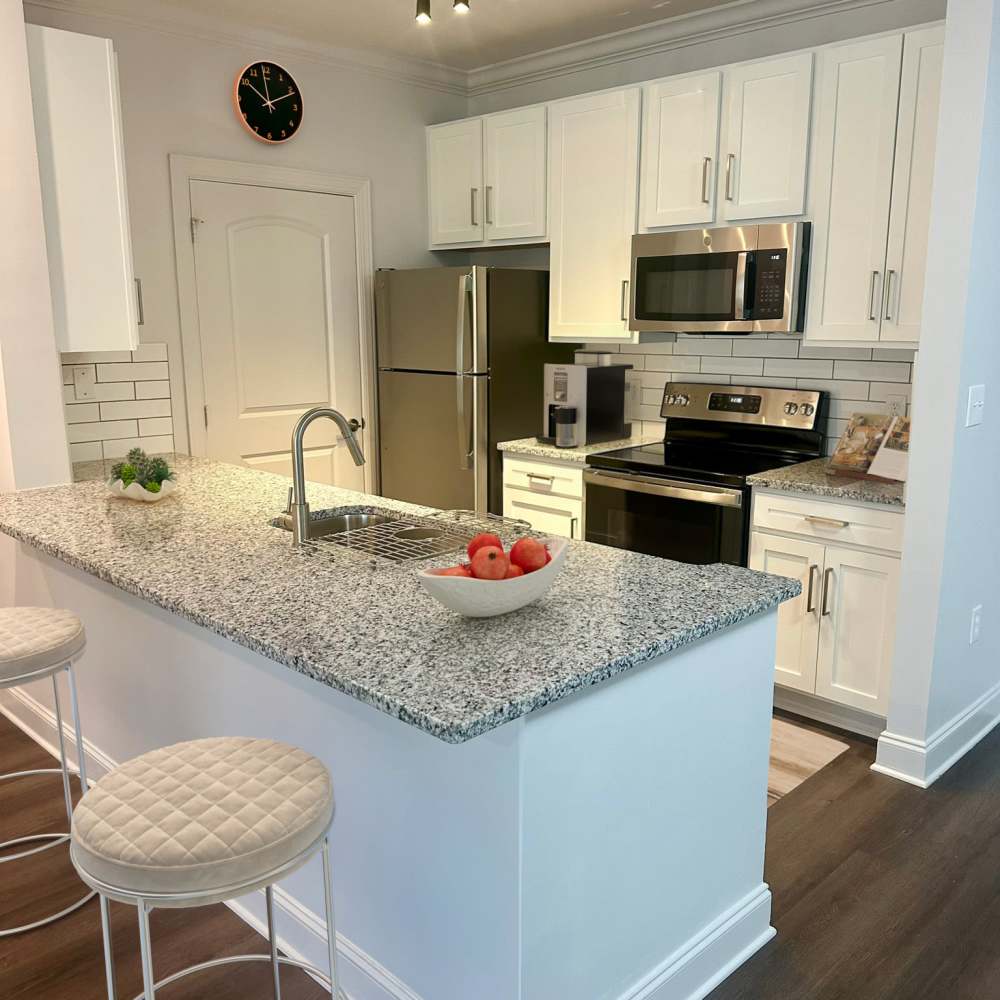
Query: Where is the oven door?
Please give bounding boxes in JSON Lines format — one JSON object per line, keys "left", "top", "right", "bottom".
{"left": 630, "top": 227, "right": 755, "bottom": 334}
{"left": 583, "top": 468, "right": 748, "bottom": 566}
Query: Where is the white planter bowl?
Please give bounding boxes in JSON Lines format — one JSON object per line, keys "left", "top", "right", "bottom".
{"left": 107, "top": 478, "right": 177, "bottom": 503}
{"left": 418, "top": 538, "right": 567, "bottom": 618}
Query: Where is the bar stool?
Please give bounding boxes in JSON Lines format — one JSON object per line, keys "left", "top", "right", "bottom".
{"left": 70, "top": 735, "right": 342, "bottom": 999}
{"left": 0, "top": 606, "right": 94, "bottom": 936}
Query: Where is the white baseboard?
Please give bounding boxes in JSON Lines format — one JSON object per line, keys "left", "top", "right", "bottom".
{"left": 0, "top": 687, "right": 424, "bottom": 1000}
{"left": 773, "top": 686, "right": 885, "bottom": 739}
{"left": 874, "top": 677, "right": 1000, "bottom": 787}
{"left": 621, "top": 884, "right": 774, "bottom": 1000}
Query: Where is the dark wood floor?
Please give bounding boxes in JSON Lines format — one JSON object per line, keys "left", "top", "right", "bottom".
{"left": 712, "top": 716, "right": 1000, "bottom": 1000}
{"left": 0, "top": 715, "right": 328, "bottom": 999}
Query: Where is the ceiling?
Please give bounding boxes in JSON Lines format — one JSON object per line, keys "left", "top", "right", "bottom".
{"left": 78, "top": 0, "right": 744, "bottom": 71}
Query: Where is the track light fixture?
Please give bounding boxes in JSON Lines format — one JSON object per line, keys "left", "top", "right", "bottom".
{"left": 415, "top": 0, "right": 471, "bottom": 23}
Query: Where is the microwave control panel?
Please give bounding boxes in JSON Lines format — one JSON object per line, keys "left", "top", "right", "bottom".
{"left": 752, "top": 249, "right": 788, "bottom": 320}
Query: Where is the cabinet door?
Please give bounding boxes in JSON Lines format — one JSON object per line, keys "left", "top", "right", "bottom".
{"left": 503, "top": 489, "right": 582, "bottom": 539}
{"left": 639, "top": 73, "right": 721, "bottom": 229}
{"left": 815, "top": 546, "right": 899, "bottom": 716}
{"left": 880, "top": 26, "right": 945, "bottom": 345}
{"left": 427, "top": 119, "right": 484, "bottom": 247}
{"left": 484, "top": 106, "right": 546, "bottom": 242}
{"left": 749, "top": 532, "right": 824, "bottom": 694}
{"left": 806, "top": 35, "right": 903, "bottom": 343}
{"left": 548, "top": 89, "right": 640, "bottom": 342}
{"left": 27, "top": 25, "right": 139, "bottom": 353}
{"left": 720, "top": 53, "right": 813, "bottom": 222}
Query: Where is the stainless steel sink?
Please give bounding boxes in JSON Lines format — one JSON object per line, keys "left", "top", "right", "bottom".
{"left": 271, "top": 506, "right": 399, "bottom": 541}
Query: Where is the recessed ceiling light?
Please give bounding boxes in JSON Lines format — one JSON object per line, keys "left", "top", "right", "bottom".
{"left": 416, "top": 0, "right": 432, "bottom": 24}
{"left": 454, "top": 0, "right": 470, "bottom": 12}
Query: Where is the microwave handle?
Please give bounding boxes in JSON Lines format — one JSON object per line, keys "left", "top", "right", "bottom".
{"left": 734, "top": 251, "right": 751, "bottom": 320}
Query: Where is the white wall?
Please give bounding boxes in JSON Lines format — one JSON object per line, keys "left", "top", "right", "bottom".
{"left": 22, "top": 2, "right": 468, "bottom": 455}
{"left": 875, "top": 0, "right": 1000, "bottom": 786}
{"left": 468, "top": 0, "right": 945, "bottom": 115}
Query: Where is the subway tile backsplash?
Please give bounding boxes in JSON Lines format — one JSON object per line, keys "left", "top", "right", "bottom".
{"left": 583, "top": 336, "right": 916, "bottom": 456}
{"left": 61, "top": 343, "right": 175, "bottom": 463}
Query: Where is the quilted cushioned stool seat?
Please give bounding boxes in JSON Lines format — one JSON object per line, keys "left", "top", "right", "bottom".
{"left": 0, "top": 607, "right": 86, "bottom": 683}
{"left": 70, "top": 737, "right": 333, "bottom": 904}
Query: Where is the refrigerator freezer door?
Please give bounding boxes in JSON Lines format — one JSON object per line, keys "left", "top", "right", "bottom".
{"left": 378, "top": 370, "right": 487, "bottom": 511}
{"left": 375, "top": 267, "right": 487, "bottom": 374}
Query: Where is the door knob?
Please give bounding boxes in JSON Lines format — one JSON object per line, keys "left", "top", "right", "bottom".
{"left": 347, "top": 417, "right": 365, "bottom": 432}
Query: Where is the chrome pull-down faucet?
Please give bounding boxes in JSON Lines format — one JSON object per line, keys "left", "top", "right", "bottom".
{"left": 290, "top": 407, "right": 365, "bottom": 545}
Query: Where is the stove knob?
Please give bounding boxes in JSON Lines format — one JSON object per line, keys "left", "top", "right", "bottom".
{"left": 801, "top": 403, "right": 815, "bottom": 417}
{"left": 677, "top": 394, "right": 690, "bottom": 406}
{"left": 784, "top": 402, "right": 799, "bottom": 415}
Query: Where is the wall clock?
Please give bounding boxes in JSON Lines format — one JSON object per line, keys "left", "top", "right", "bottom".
{"left": 233, "top": 61, "right": 302, "bottom": 144}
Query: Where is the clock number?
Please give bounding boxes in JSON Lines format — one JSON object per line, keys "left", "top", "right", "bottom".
{"left": 249, "top": 67, "right": 258, "bottom": 77}
{"left": 242, "top": 77, "right": 251, "bottom": 86}
{"left": 261, "top": 64, "right": 270, "bottom": 76}
{"left": 292, "top": 104, "right": 299, "bottom": 112}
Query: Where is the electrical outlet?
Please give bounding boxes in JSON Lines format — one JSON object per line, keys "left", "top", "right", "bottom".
{"left": 72, "top": 365, "right": 97, "bottom": 401}
{"left": 887, "top": 394, "right": 908, "bottom": 418}
{"left": 966, "top": 384, "right": 986, "bottom": 427}
{"left": 970, "top": 605, "right": 983, "bottom": 645}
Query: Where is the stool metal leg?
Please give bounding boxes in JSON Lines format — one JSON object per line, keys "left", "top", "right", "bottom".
{"left": 51, "top": 671, "right": 74, "bottom": 825}
{"left": 321, "top": 838, "right": 340, "bottom": 1000}
{"left": 266, "top": 884, "right": 282, "bottom": 1000}
{"left": 99, "top": 894, "right": 118, "bottom": 1000}
{"left": 137, "top": 902, "right": 156, "bottom": 1000}
{"left": 67, "top": 661, "right": 88, "bottom": 794}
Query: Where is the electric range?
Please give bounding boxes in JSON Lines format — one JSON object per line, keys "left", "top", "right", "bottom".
{"left": 584, "top": 382, "right": 828, "bottom": 566}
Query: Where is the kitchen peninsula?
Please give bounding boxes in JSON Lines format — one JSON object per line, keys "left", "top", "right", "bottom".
{"left": 0, "top": 457, "right": 797, "bottom": 1000}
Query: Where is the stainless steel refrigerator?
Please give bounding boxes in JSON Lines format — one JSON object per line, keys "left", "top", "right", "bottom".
{"left": 375, "top": 266, "right": 575, "bottom": 514}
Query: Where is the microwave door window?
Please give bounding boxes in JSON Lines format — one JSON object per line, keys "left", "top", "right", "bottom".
{"left": 636, "top": 253, "right": 738, "bottom": 323}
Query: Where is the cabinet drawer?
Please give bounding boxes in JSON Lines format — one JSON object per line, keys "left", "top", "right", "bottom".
{"left": 503, "top": 489, "right": 582, "bottom": 539}
{"left": 503, "top": 456, "right": 584, "bottom": 500}
{"left": 752, "top": 492, "right": 904, "bottom": 553}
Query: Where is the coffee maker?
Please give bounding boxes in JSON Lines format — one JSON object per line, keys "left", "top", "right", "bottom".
{"left": 542, "top": 363, "right": 631, "bottom": 447}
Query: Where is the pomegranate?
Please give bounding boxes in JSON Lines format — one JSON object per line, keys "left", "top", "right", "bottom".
{"left": 509, "top": 537, "right": 547, "bottom": 574}
{"left": 470, "top": 545, "right": 509, "bottom": 580}
{"left": 504, "top": 563, "right": 525, "bottom": 579}
{"left": 432, "top": 565, "right": 473, "bottom": 577}
{"left": 467, "top": 532, "right": 503, "bottom": 561}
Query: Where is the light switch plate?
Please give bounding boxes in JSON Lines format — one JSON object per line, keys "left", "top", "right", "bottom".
{"left": 72, "top": 365, "right": 97, "bottom": 401}
{"left": 887, "top": 394, "right": 908, "bottom": 418}
{"left": 970, "top": 605, "right": 983, "bottom": 645}
{"left": 966, "top": 384, "right": 986, "bottom": 427}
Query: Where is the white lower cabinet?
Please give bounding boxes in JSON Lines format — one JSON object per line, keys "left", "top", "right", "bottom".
{"left": 501, "top": 454, "right": 584, "bottom": 539}
{"left": 750, "top": 492, "right": 903, "bottom": 719}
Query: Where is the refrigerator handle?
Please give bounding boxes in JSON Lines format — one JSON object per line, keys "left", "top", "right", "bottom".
{"left": 456, "top": 273, "right": 474, "bottom": 471}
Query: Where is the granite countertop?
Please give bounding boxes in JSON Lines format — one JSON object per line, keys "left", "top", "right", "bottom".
{"left": 748, "top": 458, "right": 906, "bottom": 508}
{"left": 498, "top": 431, "right": 660, "bottom": 464}
{"left": 0, "top": 456, "right": 799, "bottom": 743}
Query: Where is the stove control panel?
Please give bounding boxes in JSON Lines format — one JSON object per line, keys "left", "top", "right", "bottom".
{"left": 661, "top": 382, "right": 825, "bottom": 430}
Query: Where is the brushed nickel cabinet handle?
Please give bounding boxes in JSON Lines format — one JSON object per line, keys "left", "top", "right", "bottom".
{"left": 701, "top": 156, "right": 712, "bottom": 204}
{"left": 884, "top": 269, "right": 896, "bottom": 321}
{"left": 526, "top": 472, "right": 555, "bottom": 485}
{"left": 485, "top": 185, "right": 494, "bottom": 225}
{"left": 806, "top": 564, "right": 819, "bottom": 614}
{"left": 725, "top": 153, "right": 736, "bottom": 201}
{"left": 803, "top": 515, "right": 849, "bottom": 529}
{"left": 821, "top": 567, "right": 834, "bottom": 617}
{"left": 868, "top": 270, "right": 881, "bottom": 321}
{"left": 470, "top": 187, "right": 479, "bottom": 227}
{"left": 135, "top": 277, "right": 145, "bottom": 326}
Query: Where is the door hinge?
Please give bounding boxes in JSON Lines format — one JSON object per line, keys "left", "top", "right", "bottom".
{"left": 190, "top": 217, "right": 205, "bottom": 243}
{"left": 203, "top": 404, "right": 209, "bottom": 428}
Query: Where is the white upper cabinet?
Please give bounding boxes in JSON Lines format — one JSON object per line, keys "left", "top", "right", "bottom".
{"left": 27, "top": 25, "right": 139, "bottom": 353}
{"left": 548, "top": 88, "right": 641, "bottom": 342}
{"left": 427, "top": 119, "right": 485, "bottom": 246}
{"left": 484, "top": 106, "right": 547, "bottom": 243}
{"left": 881, "top": 25, "right": 945, "bottom": 344}
{"left": 639, "top": 72, "right": 721, "bottom": 229}
{"left": 719, "top": 53, "right": 814, "bottom": 222}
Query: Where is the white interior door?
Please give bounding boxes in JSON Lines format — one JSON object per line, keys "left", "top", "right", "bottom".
{"left": 749, "top": 532, "right": 824, "bottom": 694}
{"left": 190, "top": 179, "right": 365, "bottom": 489}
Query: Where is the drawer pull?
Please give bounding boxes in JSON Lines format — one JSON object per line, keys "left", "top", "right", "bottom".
{"left": 526, "top": 473, "right": 555, "bottom": 485}
{"left": 803, "top": 515, "right": 849, "bottom": 529}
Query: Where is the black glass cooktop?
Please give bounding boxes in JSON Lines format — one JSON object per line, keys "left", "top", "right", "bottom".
{"left": 587, "top": 441, "right": 806, "bottom": 488}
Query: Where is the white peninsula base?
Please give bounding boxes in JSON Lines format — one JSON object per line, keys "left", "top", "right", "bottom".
{"left": 2, "top": 547, "right": 778, "bottom": 1000}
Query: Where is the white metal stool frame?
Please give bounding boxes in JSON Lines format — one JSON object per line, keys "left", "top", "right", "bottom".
{"left": 79, "top": 824, "right": 343, "bottom": 1000}
{"left": 0, "top": 655, "right": 94, "bottom": 936}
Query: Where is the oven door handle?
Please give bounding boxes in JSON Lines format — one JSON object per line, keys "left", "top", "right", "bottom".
{"left": 584, "top": 469, "right": 744, "bottom": 508}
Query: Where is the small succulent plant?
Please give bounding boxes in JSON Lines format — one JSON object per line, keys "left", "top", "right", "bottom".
{"left": 110, "top": 449, "right": 175, "bottom": 492}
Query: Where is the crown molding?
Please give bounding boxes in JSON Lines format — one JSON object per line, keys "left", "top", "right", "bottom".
{"left": 466, "top": 0, "right": 905, "bottom": 96}
{"left": 22, "top": 0, "right": 469, "bottom": 96}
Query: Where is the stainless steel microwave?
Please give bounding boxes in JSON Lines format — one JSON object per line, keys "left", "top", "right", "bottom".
{"left": 629, "top": 222, "right": 810, "bottom": 334}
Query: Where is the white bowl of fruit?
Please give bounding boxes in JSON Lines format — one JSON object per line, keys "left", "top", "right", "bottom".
{"left": 418, "top": 533, "right": 567, "bottom": 618}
